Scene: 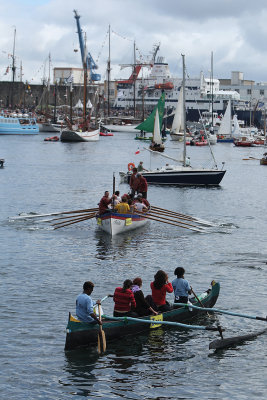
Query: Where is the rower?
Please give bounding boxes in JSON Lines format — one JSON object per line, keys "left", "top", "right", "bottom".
{"left": 76, "top": 281, "right": 102, "bottom": 325}
{"left": 98, "top": 191, "right": 115, "bottom": 214}
{"left": 114, "top": 196, "right": 130, "bottom": 214}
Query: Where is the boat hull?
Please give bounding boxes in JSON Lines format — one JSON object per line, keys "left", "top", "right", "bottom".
{"left": 138, "top": 169, "right": 226, "bottom": 186}
{"left": 60, "top": 128, "right": 99, "bottom": 142}
{"left": 0, "top": 116, "right": 39, "bottom": 134}
{"left": 65, "top": 281, "right": 220, "bottom": 350}
{"left": 96, "top": 212, "right": 148, "bottom": 236}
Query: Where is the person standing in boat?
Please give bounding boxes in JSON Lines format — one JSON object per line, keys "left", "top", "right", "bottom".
{"left": 98, "top": 191, "right": 115, "bottom": 214}
{"left": 76, "top": 281, "right": 102, "bottom": 325}
{"left": 136, "top": 173, "right": 148, "bottom": 199}
{"left": 172, "top": 267, "right": 192, "bottom": 304}
{"left": 147, "top": 270, "right": 173, "bottom": 312}
{"left": 137, "top": 161, "right": 148, "bottom": 172}
{"left": 129, "top": 167, "right": 139, "bottom": 198}
{"left": 131, "top": 277, "right": 158, "bottom": 316}
{"left": 113, "top": 279, "right": 138, "bottom": 317}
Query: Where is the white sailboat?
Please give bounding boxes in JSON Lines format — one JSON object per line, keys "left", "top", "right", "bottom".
{"left": 170, "top": 87, "right": 184, "bottom": 141}
{"left": 217, "top": 100, "right": 233, "bottom": 142}
{"left": 149, "top": 108, "right": 165, "bottom": 152}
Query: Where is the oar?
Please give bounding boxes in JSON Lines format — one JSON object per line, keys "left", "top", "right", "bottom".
{"left": 190, "top": 287, "right": 211, "bottom": 317}
{"left": 50, "top": 212, "right": 95, "bottom": 222}
{"left": 148, "top": 211, "right": 206, "bottom": 230}
{"left": 173, "top": 303, "right": 267, "bottom": 322}
{"left": 134, "top": 212, "right": 205, "bottom": 233}
{"left": 151, "top": 205, "right": 215, "bottom": 227}
{"left": 52, "top": 212, "right": 96, "bottom": 225}
{"left": 150, "top": 209, "right": 206, "bottom": 225}
{"left": 97, "top": 304, "right": 106, "bottom": 354}
{"left": 209, "top": 328, "right": 267, "bottom": 350}
{"left": 53, "top": 215, "right": 96, "bottom": 229}
{"left": 102, "top": 314, "right": 221, "bottom": 332}
{"left": 11, "top": 208, "right": 98, "bottom": 220}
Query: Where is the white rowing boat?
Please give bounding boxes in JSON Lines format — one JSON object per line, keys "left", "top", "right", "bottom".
{"left": 96, "top": 211, "right": 148, "bottom": 236}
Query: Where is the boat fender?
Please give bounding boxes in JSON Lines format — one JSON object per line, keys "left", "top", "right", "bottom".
{"left": 128, "top": 162, "right": 135, "bottom": 171}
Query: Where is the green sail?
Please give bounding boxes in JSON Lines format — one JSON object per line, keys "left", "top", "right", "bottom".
{"left": 135, "top": 92, "right": 165, "bottom": 133}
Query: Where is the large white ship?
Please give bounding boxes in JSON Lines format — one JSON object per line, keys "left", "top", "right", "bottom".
{"left": 113, "top": 56, "right": 261, "bottom": 125}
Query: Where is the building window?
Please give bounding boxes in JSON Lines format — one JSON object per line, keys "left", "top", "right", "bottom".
{"left": 247, "top": 89, "right": 251, "bottom": 95}
{"left": 260, "top": 90, "right": 264, "bottom": 96}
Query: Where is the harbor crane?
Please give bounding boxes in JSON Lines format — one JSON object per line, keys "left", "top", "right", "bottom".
{"left": 73, "top": 9, "right": 101, "bottom": 81}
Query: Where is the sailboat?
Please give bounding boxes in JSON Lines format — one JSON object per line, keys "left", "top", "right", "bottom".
{"left": 135, "top": 92, "right": 165, "bottom": 141}
{"left": 149, "top": 108, "right": 165, "bottom": 152}
{"left": 217, "top": 100, "right": 233, "bottom": 142}
{"left": 129, "top": 55, "right": 226, "bottom": 186}
{"left": 170, "top": 87, "right": 184, "bottom": 141}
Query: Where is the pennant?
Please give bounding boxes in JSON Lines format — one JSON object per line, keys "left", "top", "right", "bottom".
{"left": 135, "top": 149, "right": 140, "bottom": 155}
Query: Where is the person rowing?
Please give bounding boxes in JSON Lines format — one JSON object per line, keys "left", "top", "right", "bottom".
{"left": 76, "top": 281, "right": 102, "bottom": 325}
{"left": 98, "top": 191, "right": 115, "bottom": 214}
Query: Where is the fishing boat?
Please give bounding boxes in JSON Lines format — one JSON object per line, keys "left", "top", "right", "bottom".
{"left": 0, "top": 114, "right": 39, "bottom": 135}
{"left": 65, "top": 280, "right": 220, "bottom": 350}
{"left": 96, "top": 211, "right": 148, "bottom": 236}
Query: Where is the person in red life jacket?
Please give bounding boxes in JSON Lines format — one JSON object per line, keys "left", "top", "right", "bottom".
{"left": 129, "top": 167, "right": 139, "bottom": 198}
{"left": 136, "top": 173, "right": 148, "bottom": 199}
{"left": 113, "top": 279, "right": 138, "bottom": 317}
{"left": 98, "top": 190, "right": 115, "bottom": 215}
{"left": 148, "top": 270, "right": 173, "bottom": 312}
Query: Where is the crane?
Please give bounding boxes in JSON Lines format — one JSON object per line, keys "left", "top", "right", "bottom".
{"left": 73, "top": 9, "right": 101, "bottom": 81}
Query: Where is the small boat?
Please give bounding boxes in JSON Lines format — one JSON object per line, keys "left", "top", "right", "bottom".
{"left": 65, "top": 281, "right": 220, "bottom": 350}
{"left": 44, "top": 136, "right": 59, "bottom": 142}
{"left": 96, "top": 211, "right": 148, "bottom": 236}
{"left": 170, "top": 86, "right": 184, "bottom": 141}
{"left": 260, "top": 153, "right": 267, "bottom": 165}
{"left": 0, "top": 114, "right": 39, "bottom": 135}
{"left": 216, "top": 101, "right": 234, "bottom": 142}
{"left": 60, "top": 128, "right": 99, "bottom": 142}
{"left": 0, "top": 159, "right": 4, "bottom": 168}
{"left": 100, "top": 131, "right": 113, "bottom": 137}
{"left": 102, "top": 124, "right": 138, "bottom": 133}
{"left": 233, "top": 136, "right": 254, "bottom": 147}
{"left": 149, "top": 108, "right": 165, "bottom": 152}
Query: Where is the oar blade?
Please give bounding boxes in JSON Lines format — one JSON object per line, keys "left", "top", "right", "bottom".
{"left": 97, "top": 329, "right": 106, "bottom": 353}
{"left": 209, "top": 329, "right": 267, "bottom": 350}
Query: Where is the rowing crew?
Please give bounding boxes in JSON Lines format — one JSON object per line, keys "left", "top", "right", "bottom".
{"left": 75, "top": 267, "right": 192, "bottom": 325}
{"left": 98, "top": 190, "right": 150, "bottom": 215}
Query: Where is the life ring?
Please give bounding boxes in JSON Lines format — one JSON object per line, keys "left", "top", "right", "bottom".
{"left": 128, "top": 162, "right": 135, "bottom": 171}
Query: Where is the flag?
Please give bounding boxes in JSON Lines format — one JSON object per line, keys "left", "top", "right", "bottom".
{"left": 135, "top": 149, "right": 140, "bottom": 155}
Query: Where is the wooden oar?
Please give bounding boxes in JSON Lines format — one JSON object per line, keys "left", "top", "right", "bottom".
{"left": 150, "top": 209, "right": 205, "bottom": 225}
{"left": 102, "top": 314, "right": 221, "bottom": 332}
{"left": 54, "top": 215, "right": 96, "bottom": 229}
{"left": 97, "top": 304, "right": 106, "bottom": 354}
{"left": 173, "top": 303, "right": 267, "bottom": 322}
{"left": 51, "top": 212, "right": 96, "bottom": 224}
{"left": 11, "top": 208, "right": 98, "bottom": 220}
{"left": 151, "top": 205, "right": 215, "bottom": 227}
{"left": 209, "top": 328, "right": 267, "bottom": 350}
{"left": 147, "top": 211, "right": 206, "bottom": 230}
{"left": 134, "top": 212, "right": 205, "bottom": 233}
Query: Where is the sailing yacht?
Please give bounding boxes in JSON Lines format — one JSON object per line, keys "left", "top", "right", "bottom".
{"left": 131, "top": 55, "right": 226, "bottom": 185}
{"left": 149, "top": 108, "right": 165, "bottom": 152}
{"left": 170, "top": 87, "right": 184, "bottom": 141}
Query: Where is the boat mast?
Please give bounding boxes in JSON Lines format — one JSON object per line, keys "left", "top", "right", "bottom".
{"left": 211, "top": 51, "right": 214, "bottom": 128}
{"left": 133, "top": 41, "right": 136, "bottom": 118}
{"left": 83, "top": 32, "right": 88, "bottom": 129}
{"left": 11, "top": 27, "right": 16, "bottom": 109}
{"left": 107, "top": 24, "right": 111, "bottom": 117}
{"left": 182, "top": 54, "right": 186, "bottom": 167}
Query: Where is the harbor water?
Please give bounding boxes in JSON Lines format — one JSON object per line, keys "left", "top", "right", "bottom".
{"left": 0, "top": 132, "right": 266, "bottom": 399}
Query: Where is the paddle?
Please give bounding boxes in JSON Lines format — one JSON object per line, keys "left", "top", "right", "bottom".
{"left": 50, "top": 212, "right": 96, "bottom": 222}
{"left": 209, "top": 328, "right": 267, "bottom": 350}
{"left": 151, "top": 205, "right": 215, "bottom": 227}
{"left": 11, "top": 208, "right": 98, "bottom": 220}
{"left": 53, "top": 215, "right": 96, "bottom": 229}
{"left": 134, "top": 212, "right": 205, "bottom": 233}
{"left": 97, "top": 304, "right": 106, "bottom": 354}
{"left": 173, "top": 303, "right": 267, "bottom": 322}
{"left": 150, "top": 209, "right": 208, "bottom": 225}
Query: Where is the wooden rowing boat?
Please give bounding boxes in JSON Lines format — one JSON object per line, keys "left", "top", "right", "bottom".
{"left": 96, "top": 211, "right": 148, "bottom": 236}
{"left": 65, "top": 281, "right": 220, "bottom": 350}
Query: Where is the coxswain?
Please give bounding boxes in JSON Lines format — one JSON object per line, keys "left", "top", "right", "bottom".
{"left": 98, "top": 190, "right": 115, "bottom": 214}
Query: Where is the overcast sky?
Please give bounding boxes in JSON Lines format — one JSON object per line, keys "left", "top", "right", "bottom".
{"left": 1, "top": 0, "right": 267, "bottom": 85}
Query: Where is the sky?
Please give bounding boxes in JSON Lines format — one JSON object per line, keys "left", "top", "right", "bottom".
{"left": 1, "top": 0, "right": 267, "bottom": 85}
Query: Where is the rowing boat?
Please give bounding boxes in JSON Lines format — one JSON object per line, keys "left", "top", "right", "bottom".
{"left": 65, "top": 281, "right": 220, "bottom": 350}
{"left": 96, "top": 211, "right": 148, "bottom": 236}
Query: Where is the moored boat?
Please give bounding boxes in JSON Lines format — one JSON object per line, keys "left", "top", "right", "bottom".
{"left": 60, "top": 128, "right": 99, "bottom": 142}
{"left": 260, "top": 153, "right": 267, "bottom": 165}
{"left": 65, "top": 281, "right": 220, "bottom": 350}
{"left": 96, "top": 211, "right": 148, "bottom": 236}
{"left": 0, "top": 114, "right": 39, "bottom": 135}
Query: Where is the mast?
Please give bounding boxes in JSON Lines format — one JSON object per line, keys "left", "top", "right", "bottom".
{"left": 107, "top": 24, "right": 111, "bottom": 117}
{"left": 11, "top": 27, "right": 16, "bottom": 109}
{"left": 182, "top": 54, "right": 187, "bottom": 167}
{"left": 83, "top": 32, "right": 88, "bottom": 129}
{"left": 133, "top": 41, "right": 136, "bottom": 118}
{"left": 211, "top": 51, "right": 214, "bottom": 127}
